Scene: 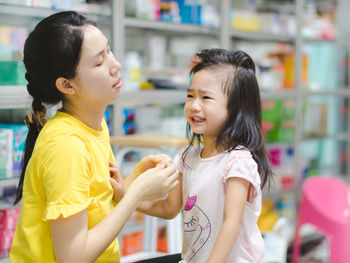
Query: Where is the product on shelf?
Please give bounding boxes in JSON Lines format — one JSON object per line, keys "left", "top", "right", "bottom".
{"left": 0, "top": 124, "right": 28, "bottom": 178}
{"left": 0, "top": 129, "right": 13, "bottom": 180}
{"left": 262, "top": 99, "right": 295, "bottom": 143}
{"left": 0, "top": 206, "right": 20, "bottom": 258}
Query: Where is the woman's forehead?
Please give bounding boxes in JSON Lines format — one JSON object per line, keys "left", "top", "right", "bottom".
{"left": 80, "top": 25, "right": 107, "bottom": 58}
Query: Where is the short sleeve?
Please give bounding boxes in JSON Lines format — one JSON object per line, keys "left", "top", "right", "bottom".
{"left": 222, "top": 150, "right": 261, "bottom": 203}
{"left": 174, "top": 152, "right": 184, "bottom": 174}
{"left": 40, "top": 136, "right": 93, "bottom": 221}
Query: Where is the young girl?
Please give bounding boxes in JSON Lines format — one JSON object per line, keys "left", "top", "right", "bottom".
{"left": 137, "top": 48, "right": 273, "bottom": 263}
{"left": 10, "top": 11, "right": 179, "bottom": 263}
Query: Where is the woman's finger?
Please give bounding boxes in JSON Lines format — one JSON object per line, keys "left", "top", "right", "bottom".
{"left": 167, "top": 180, "right": 179, "bottom": 191}
{"left": 167, "top": 170, "right": 179, "bottom": 183}
{"left": 109, "top": 161, "right": 118, "bottom": 167}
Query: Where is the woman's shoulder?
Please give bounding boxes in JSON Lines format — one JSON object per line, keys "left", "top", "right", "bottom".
{"left": 37, "top": 116, "right": 88, "bottom": 152}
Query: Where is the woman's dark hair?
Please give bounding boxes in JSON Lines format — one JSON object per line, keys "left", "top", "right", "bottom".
{"left": 14, "top": 11, "right": 96, "bottom": 204}
{"left": 183, "top": 48, "right": 273, "bottom": 189}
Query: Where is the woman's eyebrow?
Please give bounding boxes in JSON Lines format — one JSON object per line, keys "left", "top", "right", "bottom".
{"left": 91, "top": 41, "right": 109, "bottom": 60}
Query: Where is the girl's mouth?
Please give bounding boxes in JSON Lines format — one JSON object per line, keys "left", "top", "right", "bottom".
{"left": 192, "top": 116, "right": 205, "bottom": 122}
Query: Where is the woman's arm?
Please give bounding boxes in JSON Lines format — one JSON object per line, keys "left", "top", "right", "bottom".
{"left": 137, "top": 172, "right": 183, "bottom": 219}
{"left": 50, "top": 164, "right": 179, "bottom": 263}
{"left": 206, "top": 177, "right": 250, "bottom": 263}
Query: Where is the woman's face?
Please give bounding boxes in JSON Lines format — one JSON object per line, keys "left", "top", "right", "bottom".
{"left": 70, "top": 25, "right": 122, "bottom": 108}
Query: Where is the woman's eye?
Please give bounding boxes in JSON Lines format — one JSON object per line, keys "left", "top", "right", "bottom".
{"left": 187, "top": 94, "right": 193, "bottom": 98}
{"left": 95, "top": 61, "right": 103, "bottom": 67}
{"left": 203, "top": 96, "right": 211, "bottom": 99}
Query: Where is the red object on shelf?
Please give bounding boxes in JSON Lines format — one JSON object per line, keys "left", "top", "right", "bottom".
{"left": 121, "top": 226, "right": 168, "bottom": 256}
{"left": 157, "top": 227, "right": 167, "bottom": 253}
{"left": 121, "top": 231, "right": 143, "bottom": 256}
{"left": 281, "top": 176, "right": 294, "bottom": 190}
{"left": 0, "top": 207, "right": 20, "bottom": 231}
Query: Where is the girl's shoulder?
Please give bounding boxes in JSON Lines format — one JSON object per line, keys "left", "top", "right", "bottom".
{"left": 226, "top": 145, "right": 253, "bottom": 160}
{"left": 223, "top": 146, "right": 260, "bottom": 185}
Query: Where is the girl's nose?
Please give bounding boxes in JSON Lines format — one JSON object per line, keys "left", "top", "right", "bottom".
{"left": 189, "top": 99, "right": 201, "bottom": 112}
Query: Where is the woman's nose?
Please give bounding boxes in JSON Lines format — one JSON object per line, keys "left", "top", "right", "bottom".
{"left": 110, "top": 58, "right": 122, "bottom": 77}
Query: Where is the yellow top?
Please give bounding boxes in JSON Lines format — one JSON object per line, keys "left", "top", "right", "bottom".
{"left": 10, "top": 111, "right": 120, "bottom": 263}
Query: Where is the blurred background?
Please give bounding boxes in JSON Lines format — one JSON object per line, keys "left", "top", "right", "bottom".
{"left": 0, "top": 0, "right": 349, "bottom": 262}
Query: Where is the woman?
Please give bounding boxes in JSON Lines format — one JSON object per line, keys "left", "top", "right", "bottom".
{"left": 10, "top": 11, "right": 179, "bottom": 263}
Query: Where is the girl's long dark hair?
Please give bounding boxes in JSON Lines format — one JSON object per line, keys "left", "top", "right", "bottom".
{"left": 14, "top": 11, "right": 95, "bottom": 204}
{"left": 183, "top": 48, "right": 273, "bottom": 189}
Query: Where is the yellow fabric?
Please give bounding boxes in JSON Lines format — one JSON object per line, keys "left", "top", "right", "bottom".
{"left": 10, "top": 111, "right": 120, "bottom": 263}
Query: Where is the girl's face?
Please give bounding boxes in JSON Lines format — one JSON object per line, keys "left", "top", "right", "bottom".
{"left": 70, "top": 25, "right": 122, "bottom": 108}
{"left": 184, "top": 68, "right": 228, "bottom": 140}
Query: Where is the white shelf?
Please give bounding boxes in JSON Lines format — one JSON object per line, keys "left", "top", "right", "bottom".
{"left": 121, "top": 251, "right": 166, "bottom": 263}
{"left": 119, "top": 90, "right": 186, "bottom": 107}
{"left": 124, "top": 17, "right": 219, "bottom": 36}
{"left": 301, "top": 88, "right": 350, "bottom": 97}
{"left": 119, "top": 219, "right": 167, "bottom": 237}
{"left": 231, "top": 30, "right": 294, "bottom": 43}
{"left": 0, "top": 178, "right": 19, "bottom": 188}
{"left": 0, "top": 3, "right": 111, "bottom": 23}
{"left": 261, "top": 90, "right": 296, "bottom": 100}
{"left": 302, "top": 133, "right": 350, "bottom": 142}
{"left": 304, "top": 36, "right": 337, "bottom": 42}
{"left": 119, "top": 89, "right": 299, "bottom": 107}
{"left": 0, "top": 86, "right": 31, "bottom": 109}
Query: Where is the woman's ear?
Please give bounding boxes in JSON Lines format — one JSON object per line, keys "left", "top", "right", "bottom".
{"left": 55, "top": 77, "right": 75, "bottom": 95}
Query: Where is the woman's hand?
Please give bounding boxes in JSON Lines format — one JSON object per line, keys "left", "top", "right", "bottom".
{"left": 129, "top": 162, "right": 179, "bottom": 201}
{"left": 134, "top": 154, "right": 172, "bottom": 176}
{"left": 109, "top": 161, "right": 125, "bottom": 203}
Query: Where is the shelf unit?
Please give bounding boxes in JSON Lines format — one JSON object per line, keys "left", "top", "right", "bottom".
{"left": 0, "top": 86, "right": 31, "bottom": 109}
{"left": 0, "top": 0, "right": 349, "bottom": 261}
{"left": 0, "top": 3, "right": 111, "bottom": 23}
{"left": 124, "top": 17, "right": 219, "bottom": 36}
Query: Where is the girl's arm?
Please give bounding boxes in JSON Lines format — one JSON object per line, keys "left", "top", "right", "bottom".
{"left": 50, "top": 164, "right": 179, "bottom": 263}
{"left": 137, "top": 172, "right": 183, "bottom": 219}
{"left": 206, "top": 177, "right": 250, "bottom": 263}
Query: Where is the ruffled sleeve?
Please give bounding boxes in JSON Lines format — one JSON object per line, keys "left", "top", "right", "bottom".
{"left": 222, "top": 150, "right": 261, "bottom": 204}
{"left": 40, "top": 136, "right": 95, "bottom": 221}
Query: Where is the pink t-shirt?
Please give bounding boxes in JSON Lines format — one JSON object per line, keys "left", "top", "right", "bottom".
{"left": 176, "top": 146, "right": 264, "bottom": 263}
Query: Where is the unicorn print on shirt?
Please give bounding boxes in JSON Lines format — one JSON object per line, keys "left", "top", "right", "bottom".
{"left": 183, "top": 195, "right": 211, "bottom": 262}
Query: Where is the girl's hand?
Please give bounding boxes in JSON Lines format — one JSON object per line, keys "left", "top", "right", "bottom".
{"left": 109, "top": 161, "right": 125, "bottom": 203}
{"left": 133, "top": 154, "right": 172, "bottom": 176}
{"left": 130, "top": 162, "right": 179, "bottom": 201}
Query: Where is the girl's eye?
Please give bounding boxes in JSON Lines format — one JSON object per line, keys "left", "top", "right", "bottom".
{"left": 203, "top": 96, "right": 211, "bottom": 99}
{"left": 187, "top": 94, "right": 193, "bottom": 98}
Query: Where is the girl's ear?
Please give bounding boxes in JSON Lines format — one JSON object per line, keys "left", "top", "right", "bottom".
{"left": 55, "top": 77, "right": 75, "bottom": 95}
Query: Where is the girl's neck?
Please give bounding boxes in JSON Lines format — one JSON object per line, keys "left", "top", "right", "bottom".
{"left": 201, "top": 136, "right": 221, "bottom": 158}
{"left": 61, "top": 102, "right": 106, "bottom": 131}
